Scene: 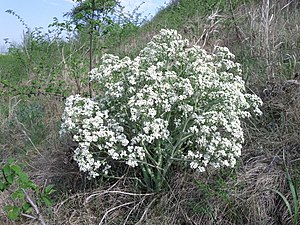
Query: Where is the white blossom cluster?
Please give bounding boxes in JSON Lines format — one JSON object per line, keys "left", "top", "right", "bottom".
{"left": 60, "top": 95, "right": 130, "bottom": 177}
{"left": 61, "top": 29, "right": 263, "bottom": 178}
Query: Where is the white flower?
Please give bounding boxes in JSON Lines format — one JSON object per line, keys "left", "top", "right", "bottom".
{"left": 60, "top": 28, "right": 263, "bottom": 179}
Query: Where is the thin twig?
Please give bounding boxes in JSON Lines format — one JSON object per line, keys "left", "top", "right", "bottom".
{"left": 16, "top": 118, "right": 44, "bottom": 157}
{"left": 135, "top": 198, "right": 156, "bottom": 225}
{"left": 85, "top": 190, "right": 154, "bottom": 204}
{"left": 98, "top": 201, "right": 135, "bottom": 225}
{"left": 54, "top": 193, "right": 84, "bottom": 213}
{"left": 21, "top": 188, "right": 47, "bottom": 225}
{"left": 228, "top": 0, "right": 242, "bottom": 41}
{"left": 21, "top": 213, "right": 37, "bottom": 220}
{"left": 123, "top": 197, "right": 145, "bottom": 225}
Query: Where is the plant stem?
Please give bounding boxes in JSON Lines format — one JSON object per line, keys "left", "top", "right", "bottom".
{"left": 163, "top": 116, "right": 192, "bottom": 179}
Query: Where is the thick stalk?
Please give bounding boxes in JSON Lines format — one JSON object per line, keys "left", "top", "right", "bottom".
{"left": 163, "top": 116, "right": 192, "bottom": 179}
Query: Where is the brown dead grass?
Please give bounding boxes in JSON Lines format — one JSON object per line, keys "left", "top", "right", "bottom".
{"left": 1, "top": 83, "right": 300, "bottom": 225}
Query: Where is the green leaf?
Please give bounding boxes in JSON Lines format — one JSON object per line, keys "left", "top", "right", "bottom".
{"left": 7, "top": 159, "right": 15, "bottom": 164}
{"left": 3, "top": 165, "right": 12, "bottom": 176}
{"left": 18, "top": 171, "right": 29, "bottom": 183}
{"left": 22, "top": 180, "right": 37, "bottom": 190}
{"left": 0, "top": 181, "right": 6, "bottom": 191}
{"left": 3, "top": 205, "right": 13, "bottom": 212}
{"left": 10, "top": 165, "right": 22, "bottom": 174}
{"left": 44, "top": 184, "right": 55, "bottom": 194}
{"left": 22, "top": 202, "right": 32, "bottom": 213}
{"left": 269, "top": 189, "right": 293, "bottom": 219}
{"left": 286, "top": 176, "right": 298, "bottom": 224}
{"left": 6, "top": 174, "right": 15, "bottom": 185}
{"left": 7, "top": 206, "right": 21, "bottom": 220}
{"left": 283, "top": 150, "right": 299, "bottom": 225}
{"left": 11, "top": 190, "right": 25, "bottom": 200}
{"left": 42, "top": 196, "right": 53, "bottom": 207}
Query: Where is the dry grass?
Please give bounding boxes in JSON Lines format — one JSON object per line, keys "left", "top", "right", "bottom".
{"left": 231, "top": 0, "right": 300, "bottom": 82}
{"left": 48, "top": 157, "right": 293, "bottom": 225}
{"left": 1, "top": 90, "right": 300, "bottom": 224}
{"left": 1, "top": 1, "right": 300, "bottom": 225}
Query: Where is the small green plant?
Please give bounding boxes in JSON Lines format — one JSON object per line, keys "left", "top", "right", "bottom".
{"left": 0, "top": 159, "right": 55, "bottom": 225}
{"left": 268, "top": 151, "right": 299, "bottom": 225}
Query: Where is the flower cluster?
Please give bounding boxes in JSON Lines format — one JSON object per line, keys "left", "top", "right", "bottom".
{"left": 61, "top": 29, "right": 262, "bottom": 180}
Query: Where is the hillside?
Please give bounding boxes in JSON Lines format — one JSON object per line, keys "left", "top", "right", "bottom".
{"left": 1, "top": 0, "right": 300, "bottom": 224}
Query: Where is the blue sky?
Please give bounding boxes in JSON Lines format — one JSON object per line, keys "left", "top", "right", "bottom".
{"left": 0, "top": 0, "right": 170, "bottom": 52}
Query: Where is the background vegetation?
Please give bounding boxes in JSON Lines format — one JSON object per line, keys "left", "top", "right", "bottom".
{"left": 1, "top": 0, "right": 300, "bottom": 224}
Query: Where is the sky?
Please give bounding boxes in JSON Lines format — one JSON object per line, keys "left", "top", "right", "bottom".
{"left": 0, "top": 0, "right": 171, "bottom": 52}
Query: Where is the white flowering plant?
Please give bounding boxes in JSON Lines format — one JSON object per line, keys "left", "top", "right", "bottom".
{"left": 60, "top": 29, "right": 263, "bottom": 191}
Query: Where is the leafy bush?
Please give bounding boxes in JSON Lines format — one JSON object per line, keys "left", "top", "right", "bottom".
{"left": 60, "top": 29, "right": 262, "bottom": 191}
{"left": 0, "top": 160, "right": 54, "bottom": 222}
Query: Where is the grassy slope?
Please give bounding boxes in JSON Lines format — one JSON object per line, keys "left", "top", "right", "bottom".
{"left": 108, "top": 0, "right": 300, "bottom": 84}
{"left": 1, "top": 0, "right": 300, "bottom": 224}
